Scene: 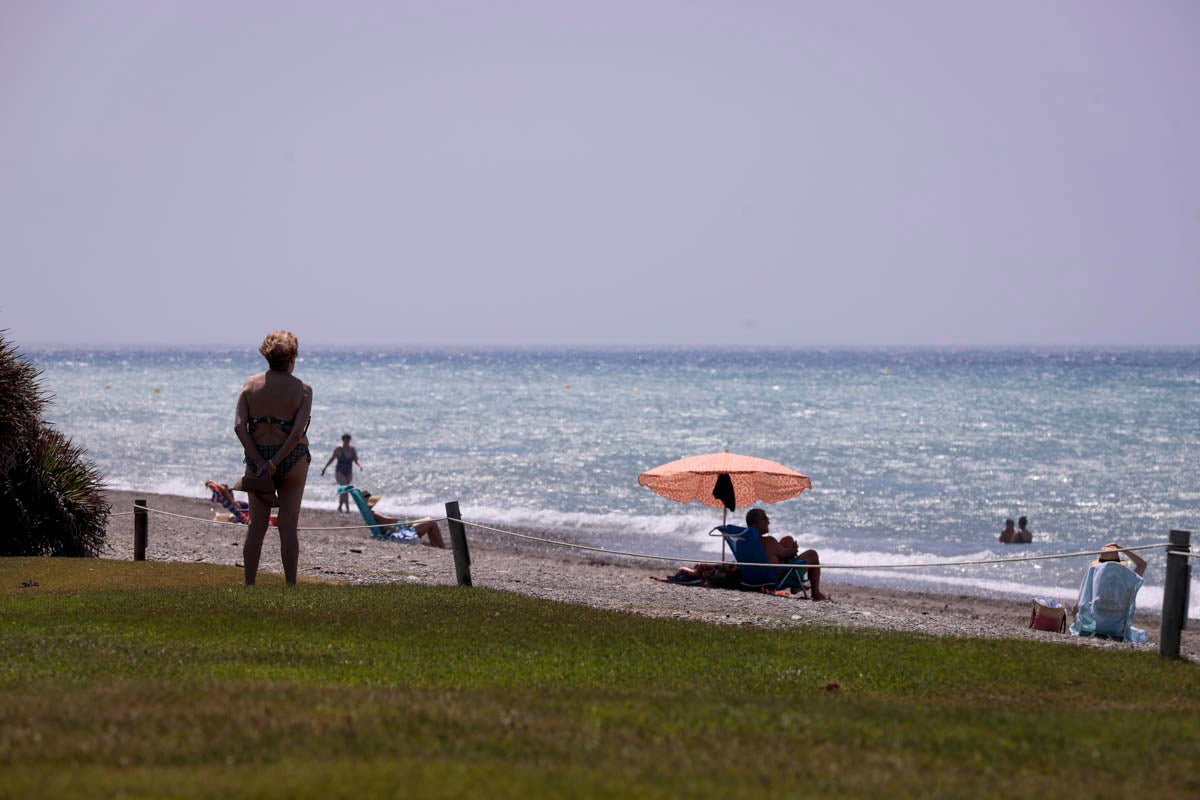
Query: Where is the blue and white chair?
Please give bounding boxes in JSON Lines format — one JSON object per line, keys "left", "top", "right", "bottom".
{"left": 714, "top": 525, "right": 810, "bottom": 597}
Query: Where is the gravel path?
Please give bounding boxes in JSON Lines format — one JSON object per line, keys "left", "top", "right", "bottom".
{"left": 105, "top": 490, "right": 1197, "bottom": 661}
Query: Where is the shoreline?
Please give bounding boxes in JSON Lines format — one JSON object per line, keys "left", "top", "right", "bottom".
{"left": 102, "top": 489, "right": 1198, "bottom": 661}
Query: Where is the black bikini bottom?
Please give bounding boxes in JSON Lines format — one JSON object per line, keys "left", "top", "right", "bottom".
{"left": 251, "top": 443, "right": 311, "bottom": 484}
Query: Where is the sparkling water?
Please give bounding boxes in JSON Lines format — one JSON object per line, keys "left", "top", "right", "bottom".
{"left": 28, "top": 347, "right": 1200, "bottom": 612}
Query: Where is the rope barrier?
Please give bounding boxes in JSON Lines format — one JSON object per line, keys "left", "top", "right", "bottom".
{"left": 131, "top": 503, "right": 447, "bottom": 532}
{"left": 136, "top": 506, "right": 250, "bottom": 528}
{"left": 458, "top": 518, "right": 1171, "bottom": 571}
{"left": 459, "top": 519, "right": 692, "bottom": 563}
{"left": 299, "top": 516, "right": 449, "bottom": 532}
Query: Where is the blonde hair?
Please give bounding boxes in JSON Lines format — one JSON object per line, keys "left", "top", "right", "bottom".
{"left": 259, "top": 330, "right": 298, "bottom": 371}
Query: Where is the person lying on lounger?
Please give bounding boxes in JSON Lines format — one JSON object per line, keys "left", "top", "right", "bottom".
{"left": 745, "top": 508, "right": 830, "bottom": 600}
{"left": 207, "top": 481, "right": 248, "bottom": 522}
{"left": 368, "top": 508, "right": 446, "bottom": 549}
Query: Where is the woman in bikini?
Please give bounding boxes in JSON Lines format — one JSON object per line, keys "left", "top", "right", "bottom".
{"left": 321, "top": 433, "right": 361, "bottom": 512}
{"left": 234, "top": 330, "right": 313, "bottom": 586}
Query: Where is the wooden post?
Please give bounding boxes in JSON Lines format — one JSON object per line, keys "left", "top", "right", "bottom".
{"left": 1159, "top": 529, "right": 1191, "bottom": 659}
{"left": 134, "top": 499, "right": 148, "bottom": 561}
{"left": 445, "top": 500, "right": 472, "bottom": 587}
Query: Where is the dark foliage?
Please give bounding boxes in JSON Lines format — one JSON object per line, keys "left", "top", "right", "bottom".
{"left": 0, "top": 332, "right": 109, "bottom": 556}
{"left": 0, "top": 332, "right": 46, "bottom": 474}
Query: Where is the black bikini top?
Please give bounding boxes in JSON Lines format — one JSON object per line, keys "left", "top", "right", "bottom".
{"left": 248, "top": 416, "right": 309, "bottom": 436}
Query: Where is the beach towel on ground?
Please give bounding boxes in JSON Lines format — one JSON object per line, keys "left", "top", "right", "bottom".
{"left": 652, "top": 563, "right": 741, "bottom": 589}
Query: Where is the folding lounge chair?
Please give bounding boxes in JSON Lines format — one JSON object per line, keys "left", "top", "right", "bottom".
{"left": 338, "top": 485, "right": 418, "bottom": 541}
{"left": 207, "top": 480, "right": 249, "bottom": 523}
{"left": 714, "top": 525, "right": 809, "bottom": 597}
{"left": 207, "top": 480, "right": 280, "bottom": 527}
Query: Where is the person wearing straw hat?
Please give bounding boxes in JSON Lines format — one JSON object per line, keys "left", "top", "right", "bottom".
{"left": 1090, "top": 542, "right": 1147, "bottom": 578}
{"left": 1069, "top": 542, "right": 1148, "bottom": 643}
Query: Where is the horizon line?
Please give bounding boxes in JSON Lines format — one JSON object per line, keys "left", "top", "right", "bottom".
{"left": 14, "top": 341, "right": 1200, "bottom": 353}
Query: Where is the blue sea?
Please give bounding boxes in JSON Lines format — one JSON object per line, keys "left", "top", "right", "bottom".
{"left": 27, "top": 347, "right": 1200, "bottom": 614}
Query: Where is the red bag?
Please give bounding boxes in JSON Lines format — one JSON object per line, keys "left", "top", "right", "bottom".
{"left": 1029, "top": 597, "right": 1067, "bottom": 633}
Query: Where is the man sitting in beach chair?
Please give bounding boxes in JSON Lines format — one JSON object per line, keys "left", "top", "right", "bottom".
{"left": 717, "top": 508, "right": 830, "bottom": 600}
{"left": 338, "top": 485, "right": 445, "bottom": 548}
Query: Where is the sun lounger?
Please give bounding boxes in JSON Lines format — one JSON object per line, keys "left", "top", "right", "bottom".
{"left": 338, "top": 485, "right": 419, "bottom": 540}
{"left": 714, "top": 524, "right": 810, "bottom": 597}
{"left": 206, "top": 480, "right": 249, "bottom": 523}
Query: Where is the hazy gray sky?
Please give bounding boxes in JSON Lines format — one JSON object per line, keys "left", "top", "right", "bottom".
{"left": 3, "top": 1, "right": 1197, "bottom": 348}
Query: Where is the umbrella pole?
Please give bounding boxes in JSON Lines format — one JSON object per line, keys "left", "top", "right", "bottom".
{"left": 721, "top": 507, "right": 727, "bottom": 562}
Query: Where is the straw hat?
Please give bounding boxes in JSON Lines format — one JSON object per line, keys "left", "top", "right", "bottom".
{"left": 1094, "top": 543, "right": 1123, "bottom": 565}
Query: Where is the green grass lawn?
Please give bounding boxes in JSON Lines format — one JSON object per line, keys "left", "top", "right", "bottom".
{"left": 1, "top": 558, "right": 1197, "bottom": 799}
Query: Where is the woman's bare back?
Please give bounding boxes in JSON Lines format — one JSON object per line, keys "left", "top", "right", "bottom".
{"left": 239, "top": 371, "right": 311, "bottom": 445}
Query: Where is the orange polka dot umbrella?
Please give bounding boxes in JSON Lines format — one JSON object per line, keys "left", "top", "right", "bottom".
{"left": 637, "top": 451, "right": 811, "bottom": 515}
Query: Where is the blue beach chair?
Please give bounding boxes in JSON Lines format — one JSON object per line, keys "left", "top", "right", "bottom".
{"left": 338, "top": 485, "right": 418, "bottom": 541}
{"left": 714, "top": 525, "right": 809, "bottom": 597}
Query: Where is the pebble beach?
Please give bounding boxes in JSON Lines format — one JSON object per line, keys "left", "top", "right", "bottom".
{"left": 103, "top": 490, "right": 1198, "bottom": 662}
